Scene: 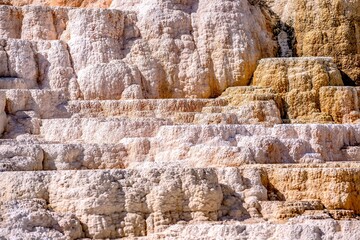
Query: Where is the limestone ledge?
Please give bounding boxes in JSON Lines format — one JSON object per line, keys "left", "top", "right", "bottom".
{"left": 252, "top": 57, "right": 355, "bottom": 123}
{"left": 41, "top": 123, "right": 360, "bottom": 166}
{"left": 2, "top": 123, "right": 360, "bottom": 170}
{"left": 0, "top": 2, "right": 359, "bottom": 240}
{"left": 0, "top": 3, "right": 276, "bottom": 99}
{"left": 0, "top": 0, "right": 112, "bottom": 8}
{"left": 153, "top": 220, "right": 360, "bottom": 240}
{"left": 264, "top": 0, "right": 360, "bottom": 82}
{"left": 1, "top": 166, "right": 360, "bottom": 238}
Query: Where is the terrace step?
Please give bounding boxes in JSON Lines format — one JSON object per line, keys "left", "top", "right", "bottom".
{"left": 0, "top": 141, "right": 126, "bottom": 171}
{"left": 1, "top": 165, "right": 360, "bottom": 238}
{"left": 67, "top": 99, "right": 228, "bottom": 117}
{"left": 0, "top": 89, "right": 68, "bottom": 118}
{"left": 0, "top": 77, "right": 37, "bottom": 89}
{"left": 39, "top": 117, "right": 172, "bottom": 144}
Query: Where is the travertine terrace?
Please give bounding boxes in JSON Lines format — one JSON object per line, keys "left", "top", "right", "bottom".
{"left": 0, "top": 0, "right": 360, "bottom": 239}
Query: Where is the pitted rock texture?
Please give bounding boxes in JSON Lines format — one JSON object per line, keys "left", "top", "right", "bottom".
{"left": 0, "top": 0, "right": 112, "bottom": 7}
{"left": 3, "top": 124, "right": 360, "bottom": 170}
{"left": 253, "top": 57, "right": 344, "bottom": 122}
{"left": 156, "top": 220, "right": 360, "bottom": 240}
{"left": 265, "top": 0, "right": 360, "bottom": 83}
{"left": 320, "top": 86, "right": 360, "bottom": 123}
{"left": 111, "top": 0, "right": 277, "bottom": 97}
{"left": 0, "top": 1, "right": 360, "bottom": 239}
{"left": 0, "top": 4, "right": 276, "bottom": 99}
{"left": 1, "top": 166, "right": 360, "bottom": 238}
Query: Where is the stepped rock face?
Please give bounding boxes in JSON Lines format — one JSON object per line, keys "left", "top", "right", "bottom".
{"left": 320, "top": 86, "right": 360, "bottom": 123}
{"left": 0, "top": 3, "right": 276, "bottom": 99}
{"left": 253, "top": 57, "right": 344, "bottom": 122}
{"left": 110, "top": 0, "right": 276, "bottom": 97}
{"left": 0, "top": 1, "right": 360, "bottom": 239}
{"left": 1, "top": 166, "right": 360, "bottom": 238}
{"left": 0, "top": 92, "right": 6, "bottom": 135}
{"left": 265, "top": 0, "right": 360, "bottom": 83}
{"left": 0, "top": 0, "right": 112, "bottom": 7}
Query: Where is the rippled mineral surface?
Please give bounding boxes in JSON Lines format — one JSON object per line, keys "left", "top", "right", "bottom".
{"left": 0, "top": 0, "right": 359, "bottom": 239}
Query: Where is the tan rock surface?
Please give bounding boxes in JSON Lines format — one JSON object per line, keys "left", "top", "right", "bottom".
{"left": 265, "top": 166, "right": 360, "bottom": 214}
{"left": 265, "top": 0, "right": 360, "bottom": 83}
{"left": 0, "top": 1, "right": 360, "bottom": 239}
{"left": 253, "top": 57, "right": 343, "bottom": 122}
{"left": 0, "top": 0, "right": 112, "bottom": 7}
{"left": 320, "top": 86, "right": 360, "bottom": 123}
{"left": 1, "top": 166, "right": 360, "bottom": 238}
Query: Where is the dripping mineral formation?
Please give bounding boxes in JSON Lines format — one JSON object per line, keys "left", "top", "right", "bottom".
{"left": 0, "top": 0, "right": 359, "bottom": 239}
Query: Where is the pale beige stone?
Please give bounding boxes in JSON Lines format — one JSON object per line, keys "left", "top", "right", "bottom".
{"left": 0, "top": 144, "right": 43, "bottom": 171}
{"left": 0, "top": 39, "right": 76, "bottom": 93}
{"left": 77, "top": 60, "right": 142, "bottom": 100}
{"left": 41, "top": 143, "right": 127, "bottom": 170}
{"left": 0, "top": 2, "right": 360, "bottom": 239}
{"left": 0, "top": 92, "right": 6, "bottom": 136}
{"left": 0, "top": 3, "right": 277, "bottom": 98}
{"left": 0, "top": 6, "right": 22, "bottom": 39}
{"left": 3, "top": 89, "right": 68, "bottom": 118}
{"left": 0, "top": 199, "right": 84, "bottom": 239}
{"left": 21, "top": 6, "right": 57, "bottom": 40}
{"left": 0, "top": 0, "right": 112, "bottom": 8}
{"left": 150, "top": 124, "right": 360, "bottom": 166}
{"left": 156, "top": 219, "right": 360, "bottom": 240}
{"left": 5, "top": 39, "right": 38, "bottom": 87}
{"left": 40, "top": 118, "right": 171, "bottom": 143}
{"left": 34, "top": 40, "right": 75, "bottom": 90}
{"left": 112, "top": 0, "right": 276, "bottom": 98}
{"left": 67, "top": 8, "right": 124, "bottom": 72}
{"left": 1, "top": 166, "right": 360, "bottom": 238}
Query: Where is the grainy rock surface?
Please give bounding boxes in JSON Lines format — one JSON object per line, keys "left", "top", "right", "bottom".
{"left": 0, "top": 1, "right": 359, "bottom": 239}
{"left": 264, "top": 0, "right": 360, "bottom": 83}
{"left": 253, "top": 57, "right": 344, "bottom": 122}
{"left": 0, "top": 3, "right": 276, "bottom": 98}
{"left": 0, "top": 0, "right": 112, "bottom": 7}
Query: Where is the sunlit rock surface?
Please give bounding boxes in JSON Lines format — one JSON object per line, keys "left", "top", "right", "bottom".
{"left": 0, "top": 1, "right": 359, "bottom": 239}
